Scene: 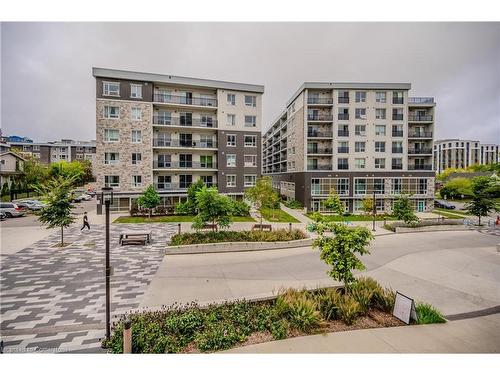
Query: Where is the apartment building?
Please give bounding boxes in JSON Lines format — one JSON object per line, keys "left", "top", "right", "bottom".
{"left": 262, "top": 83, "right": 436, "bottom": 213}
{"left": 93, "top": 67, "right": 263, "bottom": 212}
{"left": 433, "top": 139, "right": 499, "bottom": 174}
{"left": 9, "top": 139, "right": 96, "bottom": 165}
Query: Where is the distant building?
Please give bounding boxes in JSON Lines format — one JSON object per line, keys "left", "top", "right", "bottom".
{"left": 3, "top": 135, "right": 33, "bottom": 143}
{"left": 0, "top": 152, "right": 25, "bottom": 188}
{"left": 433, "top": 139, "right": 499, "bottom": 174}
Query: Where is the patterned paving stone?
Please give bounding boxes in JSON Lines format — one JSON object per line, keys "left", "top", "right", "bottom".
{"left": 1, "top": 223, "right": 176, "bottom": 352}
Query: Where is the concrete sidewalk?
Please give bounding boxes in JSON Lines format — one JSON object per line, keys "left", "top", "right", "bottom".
{"left": 226, "top": 313, "right": 500, "bottom": 353}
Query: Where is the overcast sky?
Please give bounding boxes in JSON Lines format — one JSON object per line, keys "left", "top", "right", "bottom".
{"left": 1, "top": 22, "right": 499, "bottom": 143}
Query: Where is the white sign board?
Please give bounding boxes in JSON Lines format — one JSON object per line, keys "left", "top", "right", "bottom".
{"left": 392, "top": 292, "right": 417, "bottom": 324}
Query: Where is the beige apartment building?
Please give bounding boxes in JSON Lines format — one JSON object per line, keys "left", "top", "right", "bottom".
{"left": 262, "top": 83, "right": 436, "bottom": 213}
{"left": 93, "top": 68, "right": 263, "bottom": 212}
{"left": 433, "top": 139, "right": 499, "bottom": 174}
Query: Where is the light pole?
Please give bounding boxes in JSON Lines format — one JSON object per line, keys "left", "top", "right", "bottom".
{"left": 372, "top": 190, "right": 376, "bottom": 232}
{"left": 101, "top": 186, "right": 114, "bottom": 342}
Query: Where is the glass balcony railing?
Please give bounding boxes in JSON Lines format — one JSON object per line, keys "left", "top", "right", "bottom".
{"left": 307, "top": 97, "right": 333, "bottom": 105}
{"left": 153, "top": 139, "right": 217, "bottom": 148}
{"left": 153, "top": 115, "right": 218, "bottom": 128}
{"left": 153, "top": 161, "right": 217, "bottom": 169}
{"left": 153, "top": 93, "right": 217, "bottom": 107}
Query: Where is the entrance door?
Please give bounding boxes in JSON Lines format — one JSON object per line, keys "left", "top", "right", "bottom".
{"left": 417, "top": 200, "right": 426, "bottom": 212}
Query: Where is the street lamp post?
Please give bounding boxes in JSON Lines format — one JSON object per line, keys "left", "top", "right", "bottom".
{"left": 101, "top": 186, "right": 114, "bottom": 342}
{"left": 372, "top": 190, "right": 376, "bottom": 232}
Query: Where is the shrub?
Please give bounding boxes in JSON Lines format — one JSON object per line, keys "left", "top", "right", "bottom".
{"left": 195, "top": 323, "right": 243, "bottom": 352}
{"left": 269, "top": 319, "right": 289, "bottom": 340}
{"left": 338, "top": 295, "right": 362, "bottom": 325}
{"left": 287, "top": 296, "right": 321, "bottom": 332}
{"left": 440, "top": 177, "right": 473, "bottom": 200}
{"left": 349, "top": 282, "right": 374, "bottom": 314}
{"left": 316, "top": 288, "right": 342, "bottom": 321}
{"left": 231, "top": 200, "right": 251, "bottom": 217}
{"left": 283, "top": 199, "right": 303, "bottom": 209}
{"left": 373, "top": 288, "right": 396, "bottom": 313}
{"left": 415, "top": 303, "right": 446, "bottom": 324}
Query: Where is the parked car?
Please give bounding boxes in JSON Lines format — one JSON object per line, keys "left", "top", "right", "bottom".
{"left": 0, "top": 212, "right": 5, "bottom": 221}
{"left": 13, "top": 199, "right": 45, "bottom": 211}
{"left": 0, "top": 202, "right": 26, "bottom": 218}
{"left": 434, "top": 200, "right": 456, "bottom": 210}
{"left": 79, "top": 194, "right": 93, "bottom": 201}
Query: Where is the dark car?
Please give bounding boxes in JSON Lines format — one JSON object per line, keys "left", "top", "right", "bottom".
{"left": 434, "top": 200, "right": 456, "bottom": 210}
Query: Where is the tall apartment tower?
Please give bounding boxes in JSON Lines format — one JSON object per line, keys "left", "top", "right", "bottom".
{"left": 93, "top": 68, "right": 263, "bottom": 211}
{"left": 262, "top": 83, "right": 436, "bottom": 213}
{"left": 433, "top": 139, "right": 499, "bottom": 174}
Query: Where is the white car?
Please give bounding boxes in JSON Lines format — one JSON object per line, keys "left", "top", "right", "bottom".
{"left": 77, "top": 194, "right": 93, "bottom": 201}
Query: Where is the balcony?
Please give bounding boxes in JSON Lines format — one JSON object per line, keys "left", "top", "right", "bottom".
{"left": 307, "top": 148, "right": 332, "bottom": 155}
{"left": 409, "top": 97, "right": 434, "bottom": 104}
{"left": 393, "top": 97, "right": 404, "bottom": 104}
{"left": 408, "top": 115, "right": 433, "bottom": 122}
{"left": 308, "top": 97, "right": 333, "bottom": 105}
{"left": 308, "top": 114, "right": 333, "bottom": 121}
{"left": 392, "top": 114, "right": 404, "bottom": 121}
{"left": 153, "top": 139, "right": 217, "bottom": 148}
{"left": 392, "top": 130, "right": 404, "bottom": 137}
{"left": 337, "top": 164, "right": 349, "bottom": 170}
{"left": 408, "top": 132, "right": 433, "bottom": 138}
{"left": 153, "top": 161, "right": 217, "bottom": 169}
{"left": 338, "top": 147, "right": 349, "bottom": 153}
{"left": 154, "top": 182, "right": 216, "bottom": 191}
{"left": 338, "top": 97, "right": 349, "bottom": 104}
{"left": 338, "top": 130, "right": 349, "bottom": 137}
{"left": 392, "top": 148, "right": 404, "bottom": 154}
{"left": 408, "top": 148, "right": 433, "bottom": 155}
{"left": 308, "top": 131, "right": 333, "bottom": 138}
{"left": 153, "top": 115, "right": 218, "bottom": 128}
{"left": 338, "top": 114, "right": 349, "bottom": 121}
{"left": 307, "top": 164, "right": 333, "bottom": 171}
{"left": 153, "top": 93, "right": 217, "bottom": 107}
{"left": 408, "top": 165, "right": 433, "bottom": 171}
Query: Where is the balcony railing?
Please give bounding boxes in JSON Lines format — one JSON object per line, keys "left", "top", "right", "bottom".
{"left": 308, "top": 148, "right": 332, "bottom": 154}
{"left": 308, "top": 131, "right": 333, "bottom": 138}
{"left": 338, "top": 114, "right": 349, "bottom": 120}
{"left": 391, "top": 164, "right": 403, "bottom": 170}
{"left": 408, "top": 132, "right": 433, "bottom": 138}
{"left": 392, "top": 114, "right": 404, "bottom": 121}
{"left": 308, "top": 97, "right": 333, "bottom": 105}
{"left": 392, "top": 148, "right": 404, "bottom": 154}
{"left": 153, "top": 115, "right": 218, "bottom": 128}
{"left": 408, "top": 165, "right": 433, "bottom": 170}
{"left": 408, "top": 148, "right": 433, "bottom": 155}
{"left": 153, "top": 93, "right": 217, "bottom": 107}
{"left": 308, "top": 114, "right": 333, "bottom": 121}
{"left": 392, "top": 130, "right": 404, "bottom": 137}
{"left": 338, "top": 97, "right": 349, "bottom": 104}
{"left": 392, "top": 97, "right": 404, "bottom": 104}
{"left": 155, "top": 182, "right": 216, "bottom": 190}
{"left": 338, "top": 147, "right": 349, "bottom": 153}
{"left": 338, "top": 130, "right": 349, "bottom": 137}
{"left": 153, "top": 139, "right": 217, "bottom": 148}
{"left": 337, "top": 164, "right": 349, "bottom": 170}
{"left": 153, "top": 161, "right": 217, "bottom": 169}
{"left": 409, "top": 97, "right": 434, "bottom": 104}
{"left": 408, "top": 115, "right": 433, "bottom": 122}
{"left": 307, "top": 165, "right": 333, "bottom": 171}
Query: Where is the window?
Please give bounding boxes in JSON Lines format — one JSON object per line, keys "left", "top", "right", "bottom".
{"left": 355, "top": 179, "right": 367, "bottom": 194}
{"left": 103, "top": 81, "right": 120, "bottom": 96}
{"left": 393, "top": 91, "right": 404, "bottom": 104}
{"left": 199, "top": 155, "right": 213, "bottom": 168}
{"left": 227, "top": 114, "right": 236, "bottom": 126}
{"left": 226, "top": 154, "right": 236, "bottom": 167}
{"left": 392, "top": 108, "right": 404, "bottom": 121}
{"left": 355, "top": 125, "right": 366, "bottom": 136}
{"left": 337, "top": 158, "right": 348, "bottom": 170}
{"left": 104, "top": 152, "right": 119, "bottom": 165}
{"left": 131, "top": 107, "right": 142, "bottom": 121}
{"left": 338, "top": 141, "right": 349, "bottom": 153}
{"left": 131, "top": 130, "right": 142, "bottom": 143}
{"left": 244, "top": 155, "right": 257, "bottom": 167}
{"left": 355, "top": 142, "right": 365, "bottom": 152}
{"left": 33, "top": 145, "right": 40, "bottom": 151}
{"left": 375, "top": 158, "right": 386, "bottom": 169}
{"left": 355, "top": 108, "right": 366, "bottom": 120}
{"left": 355, "top": 158, "right": 366, "bottom": 169}
{"left": 392, "top": 158, "right": 403, "bottom": 170}
{"left": 355, "top": 91, "right": 366, "bottom": 103}
{"left": 227, "top": 94, "right": 236, "bottom": 105}
{"left": 391, "top": 178, "right": 402, "bottom": 194}
{"left": 375, "top": 125, "right": 386, "bottom": 136}
{"left": 33, "top": 152, "right": 40, "bottom": 158}
{"left": 375, "top": 141, "right": 386, "bottom": 152}
{"left": 130, "top": 84, "right": 142, "bottom": 99}
{"left": 244, "top": 135, "right": 257, "bottom": 147}
{"left": 132, "top": 175, "right": 142, "bottom": 188}
{"left": 392, "top": 141, "right": 403, "bottom": 153}
{"left": 180, "top": 112, "right": 192, "bottom": 126}
{"left": 338, "top": 108, "right": 349, "bottom": 120}
{"left": 227, "top": 134, "right": 236, "bottom": 147}
{"left": 104, "top": 175, "right": 120, "bottom": 188}
{"left": 392, "top": 124, "right": 404, "bottom": 137}
{"left": 131, "top": 153, "right": 141, "bottom": 165}
{"left": 375, "top": 108, "right": 386, "bottom": 120}
{"left": 245, "top": 95, "right": 257, "bottom": 107}
{"left": 103, "top": 129, "right": 119, "bottom": 142}
{"left": 338, "top": 91, "right": 349, "bottom": 103}
{"left": 226, "top": 175, "right": 236, "bottom": 187}
{"left": 418, "top": 178, "right": 428, "bottom": 194}
{"left": 201, "top": 114, "right": 214, "bottom": 128}
{"left": 244, "top": 175, "right": 257, "bottom": 187}
{"left": 104, "top": 106, "right": 119, "bottom": 119}
{"left": 376, "top": 92, "right": 386, "bottom": 103}
{"left": 244, "top": 115, "right": 257, "bottom": 127}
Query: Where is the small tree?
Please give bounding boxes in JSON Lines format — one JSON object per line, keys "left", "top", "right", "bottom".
{"left": 362, "top": 197, "right": 374, "bottom": 216}
{"left": 1, "top": 182, "right": 10, "bottom": 199}
{"left": 175, "top": 179, "right": 205, "bottom": 215}
{"left": 245, "top": 176, "right": 279, "bottom": 228}
{"left": 392, "top": 195, "right": 419, "bottom": 226}
{"left": 192, "top": 186, "right": 234, "bottom": 231}
{"left": 312, "top": 222, "right": 373, "bottom": 290}
{"left": 35, "top": 176, "right": 76, "bottom": 246}
{"left": 324, "top": 189, "right": 345, "bottom": 216}
{"left": 137, "top": 184, "right": 161, "bottom": 218}
{"left": 465, "top": 176, "right": 499, "bottom": 225}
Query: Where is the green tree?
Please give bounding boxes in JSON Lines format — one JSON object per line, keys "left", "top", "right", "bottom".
{"left": 35, "top": 176, "right": 76, "bottom": 246}
{"left": 22, "top": 156, "right": 50, "bottom": 189}
{"left": 1, "top": 182, "right": 10, "bottom": 199}
{"left": 392, "top": 195, "right": 419, "bottom": 226}
{"left": 440, "top": 177, "right": 473, "bottom": 199}
{"left": 324, "top": 189, "right": 345, "bottom": 215}
{"left": 192, "top": 186, "right": 234, "bottom": 232}
{"left": 361, "top": 197, "right": 374, "bottom": 216}
{"left": 137, "top": 184, "right": 161, "bottom": 218}
{"left": 312, "top": 222, "right": 373, "bottom": 290}
{"left": 465, "top": 176, "right": 499, "bottom": 225}
{"left": 175, "top": 179, "right": 205, "bottom": 215}
{"left": 49, "top": 161, "right": 85, "bottom": 185}
{"left": 245, "top": 176, "right": 279, "bottom": 228}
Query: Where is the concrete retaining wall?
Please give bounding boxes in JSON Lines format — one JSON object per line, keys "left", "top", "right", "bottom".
{"left": 164, "top": 238, "right": 314, "bottom": 255}
{"left": 395, "top": 225, "right": 468, "bottom": 233}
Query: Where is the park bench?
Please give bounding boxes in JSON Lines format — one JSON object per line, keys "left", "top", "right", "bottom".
{"left": 201, "top": 224, "right": 218, "bottom": 231}
{"left": 119, "top": 231, "right": 152, "bottom": 246}
{"left": 251, "top": 224, "right": 272, "bottom": 231}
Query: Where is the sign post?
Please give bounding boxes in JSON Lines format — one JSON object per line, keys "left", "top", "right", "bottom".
{"left": 392, "top": 291, "right": 417, "bottom": 324}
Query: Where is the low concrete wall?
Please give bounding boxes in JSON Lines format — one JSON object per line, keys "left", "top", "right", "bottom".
{"left": 395, "top": 225, "right": 468, "bottom": 233}
{"left": 164, "top": 238, "right": 314, "bottom": 255}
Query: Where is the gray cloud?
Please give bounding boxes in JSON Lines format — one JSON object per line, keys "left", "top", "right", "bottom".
{"left": 1, "top": 22, "right": 499, "bottom": 143}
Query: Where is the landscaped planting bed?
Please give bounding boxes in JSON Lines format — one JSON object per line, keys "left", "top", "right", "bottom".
{"left": 103, "top": 277, "right": 445, "bottom": 353}
{"left": 114, "top": 215, "right": 255, "bottom": 224}
{"left": 305, "top": 213, "right": 396, "bottom": 222}
{"left": 384, "top": 218, "right": 464, "bottom": 232}
{"left": 169, "top": 229, "right": 307, "bottom": 246}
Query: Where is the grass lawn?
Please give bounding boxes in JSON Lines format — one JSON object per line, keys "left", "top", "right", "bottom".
{"left": 432, "top": 209, "right": 467, "bottom": 219}
{"left": 114, "top": 215, "right": 255, "bottom": 224}
{"left": 260, "top": 207, "right": 300, "bottom": 223}
{"left": 305, "top": 213, "right": 395, "bottom": 222}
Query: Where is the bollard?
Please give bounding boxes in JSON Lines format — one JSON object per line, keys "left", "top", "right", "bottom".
{"left": 123, "top": 319, "right": 132, "bottom": 354}
{"left": 288, "top": 222, "right": 292, "bottom": 232}
{"left": 178, "top": 223, "right": 181, "bottom": 235}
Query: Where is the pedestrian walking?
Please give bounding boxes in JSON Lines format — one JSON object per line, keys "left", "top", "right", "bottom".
{"left": 81, "top": 211, "right": 90, "bottom": 231}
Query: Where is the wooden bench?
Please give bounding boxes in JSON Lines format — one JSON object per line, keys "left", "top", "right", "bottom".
{"left": 201, "top": 224, "right": 218, "bottom": 231}
{"left": 119, "top": 231, "right": 152, "bottom": 246}
{"left": 251, "top": 224, "right": 272, "bottom": 231}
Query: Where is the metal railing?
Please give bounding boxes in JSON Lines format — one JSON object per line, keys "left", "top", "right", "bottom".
{"left": 408, "top": 165, "right": 433, "bottom": 170}
{"left": 307, "top": 148, "right": 332, "bottom": 154}
{"left": 153, "top": 161, "right": 217, "bottom": 169}
{"left": 409, "top": 97, "right": 434, "bottom": 104}
{"left": 392, "top": 130, "right": 404, "bottom": 137}
{"left": 338, "top": 97, "right": 349, "bottom": 104}
{"left": 391, "top": 164, "right": 403, "bottom": 170}
{"left": 408, "top": 148, "right": 433, "bottom": 155}
{"left": 408, "top": 132, "right": 433, "bottom": 138}
{"left": 337, "top": 164, "right": 349, "bottom": 170}
{"left": 337, "top": 130, "right": 349, "bottom": 137}
{"left": 153, "top": 93, "right": 217, "bottom": 107}
{"left": 308, "top": 131, "right": 334, "bottom": 138}
{"left": 392, "top": 148, "right": 404, "bottom": 153}
{"left": 153, "top": 139, "right": 217, "bottom": 148}
{"left": 307, "top": 97, "right": 333, "bottom": 105}
{"left": 337, "top": 147, "right": 349, "bottom": 153}
{"left": 308, "top": 114, "right": 333, "bottom": 121}
{"left": 392, "top": 98, "right": 404, "bottom": 104}
{"left": 154, "top": 182, "right": 217, "bottom": 190}
{"left": 392, "top": 114, "right": 404, "bottom": 121}
{"left": 408, "top": 115, "right": 433, "bottom": 122}
{"left": 153, "top": 115, "right": 218, "bottom": 128}
{"left": 307, "top": 165, "right": 333, "bottom": 171}
{"left": 338, "top": 114, "right": 349, "bottom": 120}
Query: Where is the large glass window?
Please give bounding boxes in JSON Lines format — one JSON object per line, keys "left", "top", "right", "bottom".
{"left": 104, "top": 106, "right": 119, "bottom": 119}
{"left": 103, "top": 129, "right": 119, "bottom": 142}
{"left": 103, "top": 81, "right": 120, "bottom": 96}
{"left": 355, "top": 179, "right": 367, "bottom": 195}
